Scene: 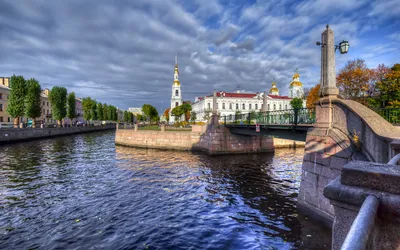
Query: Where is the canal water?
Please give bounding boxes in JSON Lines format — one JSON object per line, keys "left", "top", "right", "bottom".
{"left": 0, "top": 131, "right": 331, "bottom": 249}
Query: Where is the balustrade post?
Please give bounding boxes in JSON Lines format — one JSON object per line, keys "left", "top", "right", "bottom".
{"left": 294, "top": 108, "right": 299, "bottom": 126}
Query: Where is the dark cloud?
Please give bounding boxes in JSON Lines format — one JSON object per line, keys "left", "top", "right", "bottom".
{"left": 0, "top": 0, "right": 399, "bottom": 112}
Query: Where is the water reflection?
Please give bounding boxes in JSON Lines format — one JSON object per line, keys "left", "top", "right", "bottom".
{"left": 0, "top": 131, "right": 330, "bottom": 249}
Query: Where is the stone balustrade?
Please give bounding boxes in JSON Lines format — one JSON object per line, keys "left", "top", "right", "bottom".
{"left": 324, "top": 161, "right": 400, "bottom": 250}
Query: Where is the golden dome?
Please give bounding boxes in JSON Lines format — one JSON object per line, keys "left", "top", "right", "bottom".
{"left": 292, "top": 72, "right": 300, "bottom": 79}
{"left": 290, "top": 81, "right": 303, "bottom": 87}
{"left": 173, "top": 79, "right": 180, "bottom": 86}
{"left": 269, "top": 82, "right": 279, "bottom": 95}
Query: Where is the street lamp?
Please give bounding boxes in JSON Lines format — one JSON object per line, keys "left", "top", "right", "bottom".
{"left": 316, "top": 25, "right": 350, "bottom": 54}
{"left": 336, "top": 40, "right": 349, "bottom": 54}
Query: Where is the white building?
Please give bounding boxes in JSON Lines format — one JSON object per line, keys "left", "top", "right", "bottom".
{"left": 128, "top": 107, "right": 143, "bottom": 116}
{"left": 169, "top": 54, "right": 183, "bottom": 123}
{"left": 192, "top": 71, "right": 306, "bottom": 122}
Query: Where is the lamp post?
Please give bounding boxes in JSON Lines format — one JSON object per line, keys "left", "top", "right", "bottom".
{"left": 316, "top": 24, "right": 350, "bottom": 97}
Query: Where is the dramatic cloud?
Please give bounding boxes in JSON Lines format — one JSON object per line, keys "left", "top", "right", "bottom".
{"left": 0, "top": 0, "right": 399, "bottom": 112}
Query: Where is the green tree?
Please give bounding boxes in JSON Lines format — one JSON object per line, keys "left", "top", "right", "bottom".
{"left": 97, "top": 103, "right": 104, "bottom": 120}
{"left": 123, "top": 110, "right": 128, "bottom": 122}
{"left": 91, "top": 100, "right": 98, "bottom": 121}
{"left": 7, "top": 75, "right": 27, "bottom": 127}
{"left": 128, "top": 112, "right": 133, "bottom": 123}
{"left": 49, "top": 86, "right": 67, "bottom": 127}
{"left": 234, "top": 110, "right": 241, "bottom": 124}
{"left": 82, "top": 97, "right": 93, "bottom": 122}
{"left": 290, "top": 98, "right": 303, "bottom": 109}
{"left": 25, "top": 78, "right": 41, "bottom": 128}
{"left": 142, "top": 104, "right": 159, "bottom": 123}
{"left": 67, "top": 92, "right": 76, "bottom": 125}
{"left": 103, "top": 104, "right": 109, "bottom": 121}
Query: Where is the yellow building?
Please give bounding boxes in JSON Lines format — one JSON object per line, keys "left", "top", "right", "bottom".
{"left": 40, "top": 88, "right": 54, "bottom": 124}
{"left": 0, "top": 77, "right": 12, "bottom": 124}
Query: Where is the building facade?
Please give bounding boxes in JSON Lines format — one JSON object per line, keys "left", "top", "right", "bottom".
{"left": 0, "top": 77, "right": 11, "bottom": 124}
{"left": 169, "top": 55, "right": 183, "bottom": 123}
{"left": 192, "top": 71, "right": 306, "bottom": 122}
{"left": 289, "top": 69, "right": 304, "bottom": 98}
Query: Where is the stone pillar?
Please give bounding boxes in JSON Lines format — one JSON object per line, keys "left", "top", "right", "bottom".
{"left": 134, "top": 124, "right": 138, "bottom": 131}
{"left": 262, "top": 91, "right": 268, "bottom": 112}
{"left": 320, "top": 24, "right": 339, "bottom": 97}
{"left": 315, "top": 25, "right": 339, "bottom": 129}
{"left": 161, "top": 124, "right": 165, "bottom": 132}
{"left": 210, "top": 89, "right": 219, "bottom": 125}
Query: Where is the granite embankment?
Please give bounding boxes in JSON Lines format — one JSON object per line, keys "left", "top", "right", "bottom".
{"left": 0, "top": 124, "right": 115, "bottom": 145}
{"left": 115, "top": 125, "right": 304, "bottom": 155}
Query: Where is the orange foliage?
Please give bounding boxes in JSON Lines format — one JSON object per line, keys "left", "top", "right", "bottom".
{"left": 163, "top": 108, "right": 170, "bottom": 121}
{"left": 336, "top": 59, "right": 374, "bottom": 100}
{"left": 306, "top": 84, "right": 321, "bottom": 108}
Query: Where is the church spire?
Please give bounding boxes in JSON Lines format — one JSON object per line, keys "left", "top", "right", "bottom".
{"left": 173, "top": 54, "right": 180, "bottom": 86}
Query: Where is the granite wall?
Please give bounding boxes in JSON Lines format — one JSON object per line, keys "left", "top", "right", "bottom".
{"left": 115, "top": 124, "right": 303, "bottom": 155}
{"left": 0, "top": 125, "right": 115, "bottom": 145}
{"left": 298, "top": 97, "right": 400, "bottom": 227}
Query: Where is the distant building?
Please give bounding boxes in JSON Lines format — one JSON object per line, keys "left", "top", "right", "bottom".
{"left": 0, "top": 77, "right": 11, "bottom": 124}
{"left": 191, "top": 71, "right": 306, "bottom": 122}
{"left": 117, "top": 108, "right": 123, "bottom": 121}
{"left": 128, "top": 107, "right": 143, "bottom": 116}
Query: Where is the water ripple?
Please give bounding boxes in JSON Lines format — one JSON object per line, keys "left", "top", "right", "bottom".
{"left": 0, "top": 131, "right": 330, "bottom": 249}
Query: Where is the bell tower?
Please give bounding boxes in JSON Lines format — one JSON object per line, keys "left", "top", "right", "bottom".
{"left": 169, "top": 54, "right": 183, "bottom": 123}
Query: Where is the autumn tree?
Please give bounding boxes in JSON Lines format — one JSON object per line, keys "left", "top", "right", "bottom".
{"left": 49, "top": 86, "right": 67, "bottom": 127}
{"left": 25, "top": 78, "right": 42, "bottom": 128}
{"left": 306, "top": 84, "right": 321, "bottom": 109}
{"left": 67, "top": 92, "right": 76, "bottom": 125}
{"left": 375, "top": 63, "right": 400, "bottom": 108}
{"left": 336, "top": 59, "right": 374, "bottom": 103}
{"left": 7, "top": 75, "right": 27, "bottom": 127}
{"left": 163, "top": 108, "right": 170, "bottom": 121}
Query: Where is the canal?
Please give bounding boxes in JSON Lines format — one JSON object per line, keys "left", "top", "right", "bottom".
{"left": 0, "top": 131, "right": 331, "bottom": 249}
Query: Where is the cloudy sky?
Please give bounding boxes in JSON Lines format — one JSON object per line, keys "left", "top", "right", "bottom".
{"left": 1, "top": 0, "right": 399, "bottom": 112}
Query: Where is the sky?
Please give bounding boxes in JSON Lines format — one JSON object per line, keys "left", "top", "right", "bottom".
{"left": 0, "top": 0, "right": 399, "bottom": 112}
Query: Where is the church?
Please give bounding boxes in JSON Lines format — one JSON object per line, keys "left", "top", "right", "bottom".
{"left": 168, "top": 55, "right": 183, "bottom": 123}
{"left": 191, "top": 70, "right": 306, "bottom": 122}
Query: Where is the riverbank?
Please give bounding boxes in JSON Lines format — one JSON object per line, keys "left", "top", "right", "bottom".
{"left": 115, "top": 125, "right": 305, "bottom": 154}
{"left": 0, "top": 124, "right": 115, "bottom": 145}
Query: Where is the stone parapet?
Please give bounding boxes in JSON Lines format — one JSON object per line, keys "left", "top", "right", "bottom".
{"left": 0, "top": 125, "right": 115, "bottom": 145}
{"left": 115, "top": 125, "right": 302, "bottom": 155}
{"left": 324, "top": 161, "right": 400, "bottom": 250}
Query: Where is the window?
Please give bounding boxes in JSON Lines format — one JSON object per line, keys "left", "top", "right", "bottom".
{"left": 236, "top": 103, "right": 239, "bottom": 109}
{"left": 273, "top": 104, "right": 276, "bottom": 110}
{"left": 285, "top": 104, "right": 287, "bottom": 110}
{"left": 242, "top": 103, "right": 245, "bottom": 110}
{"left": 0, "top": 117, "right": 3, "bottom": 122}
{"left": 255, "top": 104, "right": 258, "bottom": 110}
{"left": 7, "top": 117, "right": 10, "bottom": 122}
{"left": 0, "top": 103, "right": 2, "bottom": 111}
{"left": 43, "top": 101, "right": 45, "bottom": 106}
{"left": 47, "top": 102, "right": 49, "bottom": 106}
{"left": 249, "top": 104, "right": 252, "bottom": 110}
{"left": 229, "top": 114, "right": 232, "bottom": 120}
{"left": 268, "top": 104, "right": 270, "bottom": 110}
{"left": 0, "top": 93, "right": 2, "bottom": 99}
{"left": 207, "top": 103, "right": 211, "bottom": 110}
{"left": 279, "top": 104, "right": 282, "bottom": 110}
{"left": 222, "top": 103, "right": 225, "bottom": 109}
{"left": 175, "top": 90, "right": 179, "bottom": 96}
{"left": 229, "top": 103, "right": 232, "bottom": 109}
{"left": 175, "top": 102, "right": 179, "bottom": 107}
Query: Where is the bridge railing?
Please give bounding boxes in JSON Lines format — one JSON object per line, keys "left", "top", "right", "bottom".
{"left": 373, "top": 108, "right": 400, "bottom": 125}
{"left": 221, "top": 108, "right": 316, "bottom": 126}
